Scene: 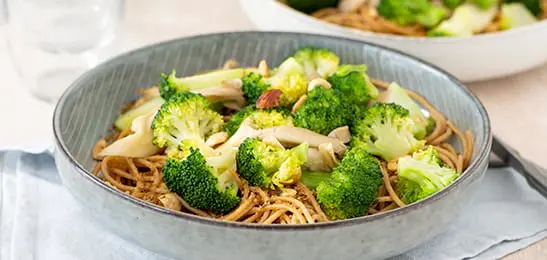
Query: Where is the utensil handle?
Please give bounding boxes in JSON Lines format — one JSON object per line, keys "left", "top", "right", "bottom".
{"left": 491, "top": 136, "right": 547, "bottom": 198}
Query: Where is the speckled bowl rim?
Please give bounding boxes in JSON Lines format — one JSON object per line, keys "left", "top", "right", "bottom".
{"left": 265, "top": 0, "right": 547, "bottom": 44}
{"left": 53, "top": 31, "right": 492, "bottom": 231}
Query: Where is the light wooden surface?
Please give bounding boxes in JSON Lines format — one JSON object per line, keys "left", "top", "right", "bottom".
{"left": 1, "top": 0, "right": 545, "bottom": 258}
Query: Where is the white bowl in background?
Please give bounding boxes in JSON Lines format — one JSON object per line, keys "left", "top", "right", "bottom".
{"left": 240, "top": 0, "right": 547, "bottom": 82}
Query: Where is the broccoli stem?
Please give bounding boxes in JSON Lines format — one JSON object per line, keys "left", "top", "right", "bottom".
{"left": 301, "top": 171, "right": 331, "bottom": 190}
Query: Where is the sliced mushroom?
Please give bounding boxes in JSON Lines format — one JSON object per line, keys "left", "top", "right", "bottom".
{"left": 308, "top": 78, "right": 331, "bottom": 92}
{"left": 216, "top": 120, "right": 261, "bottom": 151}
{"left": 262, "top": 135, "right": 285, "bottom": 149}
{"left": 328, "top": 126, "right": 351, "bottom": 144}
{"left": 319, "top": 143, "right": 340, "bottom": 169}
{"left": 338, "top": 0, "right": 367, "bottom": 13}
{"left": 99, "top": 109, "right": 161, "bottom": 158}
{"left": 206, "top": 132, "right": 229, "bottom": 148}
{"left": 159, "top": 193, "right": 183, "bottom": 211}
{"left": 304, "top": 148, "right": 333, "bottom": 172}
{"left": 259, "top": 126, "right": 346, "bottom": 155}
{"left": 221, "top": 78, "right": 243, "bottom": 90}
{"left": 192, "top": 86, "right": 246, "bottom": 104}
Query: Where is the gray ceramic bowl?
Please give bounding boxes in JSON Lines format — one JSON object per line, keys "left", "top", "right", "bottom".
{"left": 53, "top": 31, "right": 492, "bottom": 260}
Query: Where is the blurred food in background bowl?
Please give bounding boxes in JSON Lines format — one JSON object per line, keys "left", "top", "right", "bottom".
{"left": 241, "top": 0, "right": 547, "bottom": 82}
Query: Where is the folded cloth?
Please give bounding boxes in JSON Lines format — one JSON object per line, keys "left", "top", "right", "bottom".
{"left": 1, "top": 151, "right": 546, "bottom": 260}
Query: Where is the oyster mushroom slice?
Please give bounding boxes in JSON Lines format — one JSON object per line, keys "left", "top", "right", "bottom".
{"left": 98, "top": 109, "right": 161, "bottom": 158}
{"left": 327, "top": 126, "right": 351, "bottom": 144}
{"left": 303, "top": 148, "right": 333, "bottom": 172}
{"left": 319, "top": 143, "right": 340, "bottom": 169}
{"left": 258, "top": 126, "right": 346, "bottom": 155}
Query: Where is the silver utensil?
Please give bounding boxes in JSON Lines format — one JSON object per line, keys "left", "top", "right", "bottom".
{"left": 490, "top": 136, "right": 547, "bottom": 198}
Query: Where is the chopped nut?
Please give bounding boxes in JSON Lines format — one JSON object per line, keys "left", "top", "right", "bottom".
{"left": 158, "top": 193, "right": 182, "bottom": 211}
{"left": 308, "top": 78, "right": 331, "bottom": 92}
{"left": 205, "top": 132, "right": 229, "bottom": 147}
{"left": 223, "top": 59, "right": 239, "bottom": 70}
{"left": 291, "top": 95, "right": 308, "bottom": 114}
{"left": 309, "top": 71, "right": 322, "bottom": 80}
{"left": 258, "top": 60, "right": 270, "bottom": 77}
{"left": 328, "top": 126, "right": 351, "bottom": 144}
{"left": 387, "top": 160, "right": 398, "bottom": 172}
{"left": 256, "top": 89, "right": 282, "bottom": 109}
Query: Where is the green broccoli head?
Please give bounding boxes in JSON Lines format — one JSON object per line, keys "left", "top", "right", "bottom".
{"left": 242, "top": 58, "right": 308, "bottom": 106}
{"left": 151, "top": 92, "right": 223, "bottom": 157}
{"left": 223, "top": 105, "right": 294, "bottom": 136}
{"left": 292, "top": 46, "right": 340, "bottom": 79}
{"left": 467, "top": 0, "right": 497, "bottom": 10}
{"left": 158, "top": 68, "right": 252, "bottom": 100}
{"left": 163, "top": 147, "right": 241, "bottom": 214}
{"left": 381, "top": 82, "right": 428, "bottom": 139}
{"left": 397, "top": 146, "right": 459, "bottom": 204}
{"left": 327, "top": 64, "right": 379, "bottom": 106}
{"left": 293, "top": 86, "right": 355, "bottom": 135}
{"left": 351, "top": 103, "right": 426, "bottom": 161}
{"left": 316, "top": 146, "right": 383, "bottom": 220}
{"left": 377, "top": 0, "right": 448, "bottom": 27}
{"left": 236, "top": 137, "right": 308, "bottom": 189}
{"left": 443, "top": 0, "right": 463, "bottom": 9}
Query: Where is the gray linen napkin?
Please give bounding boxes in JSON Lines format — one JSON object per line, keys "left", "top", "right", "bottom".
{"left": 1, "top": 151, "right": 546, "bottom": 260}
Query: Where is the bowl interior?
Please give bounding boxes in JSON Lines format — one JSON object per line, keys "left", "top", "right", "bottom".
{"left": 54, "top": 31, "right": 490, "bottom": 219}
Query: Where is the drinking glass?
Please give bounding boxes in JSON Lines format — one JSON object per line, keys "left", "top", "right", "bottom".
{"left": 4, "top": 0, "right": 125, "bottom": 103}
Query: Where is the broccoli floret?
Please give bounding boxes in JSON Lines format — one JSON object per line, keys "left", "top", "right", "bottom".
{"left": 242, "top": 58, "right": 308, "bottom": 106}
{"left": 151, "top": 92, "right": 223, "bottom": 157}
{"left": 236, "top": 138, "right": 308, "bottom": 189}
{"left": 377, "top": 0, "right": 448, "bottom": 27}
{"left": 467, "top": 0, "right": 497, "bottom": 10}
{"left": 500, "top": 3, "right": 539, "bottom": 30}
{"left": 293, "top": 86, "right": 355, "bottom": 135}
{"left": 397, "top": 146, "right": 459, "bottom": 204}
{"left": 351, "top": 103, "right": 426, "bottom": 161}
{"left": 443, "top": 0, "right": 463, "bottom": 9}
{"left": 381, "top": 82, "right": 429, "bottom": 139}
{"left": 427, "top": 2, "right": 497, "bottom": 36}
{"left": 316, "top": 146, "right": 383, "bottom": 220}
{"left": 163, "top": 147, "right": 241, "bottom": 214}
{"left": 286, "top": 0, "right": 339, "bottom": 13}
{"left": 504, "top": 0, "right": 543, "bottom": 16}
{"left": 291, "top": 46, "right": 340, "bottom": 79}
{"left": 327, "top": 64, "right": 379, "bottom": 106}
{"left": 114, "top": 96, "right": 165, "bottom": 131}
{"left": 223, "top": 105, "right": 294, "bottom": 136}
{"left": 159, "top": 68, "right": 252, "bottom": 100}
